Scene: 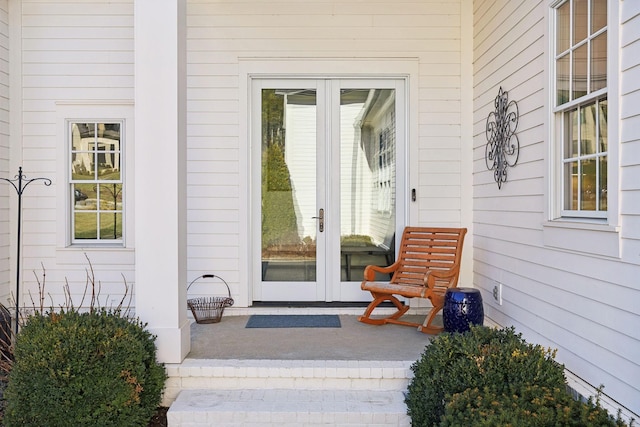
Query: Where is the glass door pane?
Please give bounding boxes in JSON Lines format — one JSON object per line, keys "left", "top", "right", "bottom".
{"left": 253, "top": 78, "right": 404, "bottom": 302}
{"left": 339, "top": 89, "right": 396, "bottom": 282}
{"left": 261, "top": 89, "right": 318, "bottom": 282}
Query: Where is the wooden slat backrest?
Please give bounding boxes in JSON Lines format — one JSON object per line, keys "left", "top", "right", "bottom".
{"left": 390, "top": 227, "right": 466, "bottom": 287}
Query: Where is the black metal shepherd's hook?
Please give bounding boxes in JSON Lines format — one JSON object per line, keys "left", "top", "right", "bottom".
{"left": 0, "top": 167, "right": 52, "bottom": 334}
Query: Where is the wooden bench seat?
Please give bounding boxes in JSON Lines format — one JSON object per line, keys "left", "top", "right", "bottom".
{"left": 358, "top": 227, "right": 467, "bottom": 334}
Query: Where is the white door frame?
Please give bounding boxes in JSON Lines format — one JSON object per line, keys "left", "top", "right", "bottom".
{"left": 331, "top": 78, "right": 407, "bottom": 302}
{"left": 250, "top": 78, "right": 327, "bottom": 301}
{"left": 238, "top": 58, "right": 419, "bottom": 307}
{"left": 250, "top": 76, "right": 407, "bottom": 303}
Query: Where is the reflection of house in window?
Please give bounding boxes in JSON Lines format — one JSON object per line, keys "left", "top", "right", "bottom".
{"left": 340, "top": 89, "right": 396, "bottom": 249}
{"left": 69, "top": 121, "right": 123, "bottom": 243}
{"left": 374, "top": 121, "right": 395, "bottom": 213}
{"left": 278, "top": 90, "right": 317, "bottom": 242}
{"left": 71, "top": 123, "right": 121, "bottom": 178}
{"left": 564, "top": 98, "right": 607, "bottom": 212}
{"left": 280, "top": 88, "right": 396, "bottom": 251}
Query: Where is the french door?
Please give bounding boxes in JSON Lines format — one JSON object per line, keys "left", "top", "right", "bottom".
{"left": 252, "top": 78, "right": 406, "bottom": 302}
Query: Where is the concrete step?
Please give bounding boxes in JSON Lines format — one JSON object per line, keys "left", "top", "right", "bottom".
{"left": 167, "top": 388, "right": 411, "bottom": 426}
{"left": 164, "top": 359, "right": 414, "bottom": 426}
{"left": 163, "top": 359, "right": 413, "bottom": 403}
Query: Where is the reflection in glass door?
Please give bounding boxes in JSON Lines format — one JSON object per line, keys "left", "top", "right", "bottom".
{"left": 261, "top": 88, "right": 318, "bottom": 282}
{"left": 339, "top": 89, "right": 396, "bottom": 286}
{"left": 253, "top": 79, "right": 403, "bottom": 302}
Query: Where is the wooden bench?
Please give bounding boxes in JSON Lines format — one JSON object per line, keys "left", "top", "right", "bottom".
{"left": 358, "top": 227, "right": 467, "bottom": 334}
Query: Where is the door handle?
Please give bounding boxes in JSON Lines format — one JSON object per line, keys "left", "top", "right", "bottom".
{"left": 312, "top": 208, "right": 324, "bottom": 232}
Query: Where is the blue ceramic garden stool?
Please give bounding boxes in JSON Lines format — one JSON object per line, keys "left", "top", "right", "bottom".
{"left": 443, "top": 287, "right": 484, "bottom": 333}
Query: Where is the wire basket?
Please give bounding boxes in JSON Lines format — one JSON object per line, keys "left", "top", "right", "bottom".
{"left": 187, "top": 274, "right": 234, "bottom": 324}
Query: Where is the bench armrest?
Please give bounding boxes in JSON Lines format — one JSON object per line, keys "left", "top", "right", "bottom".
{"left": 424, "top": 265, "right": 460, "bottom": 289}
{"left": 362, "top": 263, "right": 398, "bottom": 281}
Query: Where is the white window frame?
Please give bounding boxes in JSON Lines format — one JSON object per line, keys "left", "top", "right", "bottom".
{"left": 69, "top": 120, "right": 124, "bottom": 245}
{"left": 56, "top": 102, "right": 134, "bottom": 250}
{"left": 545, "top": 0, "right": 620, "bottom": 258}
{"left": 552, "top": 0, "right": 609, "bottom": 220}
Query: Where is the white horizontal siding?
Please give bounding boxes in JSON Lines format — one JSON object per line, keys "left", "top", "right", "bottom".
{"left": 185, "top": 0, "right": 467, "bottom": 291}
{"left": 473, "top": 0, "right": 639, "bottom": 418}
{"left": 16, "top": 0, "right": 135, "bottom": 307}
{"left": 619, "top": 14, "right": 640, "bottom": 416}
{"left": 0, "top": 0, "right": 8, "bottom": 300}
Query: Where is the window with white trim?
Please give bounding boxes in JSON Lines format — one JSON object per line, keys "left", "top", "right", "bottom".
{"left": 70, "top": 121, "right": 124, "bottom": 243}
{"left": 553, "top": 0, "right": 607, "bottom": 218}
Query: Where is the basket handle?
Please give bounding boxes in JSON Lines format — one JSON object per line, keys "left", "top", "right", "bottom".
{"left": 187, "top": 274, "right": 232, "bottom": 299}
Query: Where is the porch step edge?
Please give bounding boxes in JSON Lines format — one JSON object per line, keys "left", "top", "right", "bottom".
{"left": 163, "top": 359, "right": 414, "bottom": 406}
{"left": 221, "top": 306, "right": 428, "bottom": 317}
{"left": 166, "top": 358, "right": 415, "bottom": 378}
{"left": 167, "top": 388, "right": 411, "bottom": 426}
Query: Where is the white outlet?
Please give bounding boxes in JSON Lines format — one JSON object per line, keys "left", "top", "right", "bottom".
{"left": 492, "top": 283, "right": 503, "bottom": 305}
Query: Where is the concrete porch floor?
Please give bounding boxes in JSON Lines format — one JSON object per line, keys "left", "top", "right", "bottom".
{"left": 165, "top": 308, "right": 500, "bottom": 425}
{"left": 186, "top": 308, "right": 437, "bottom": 361}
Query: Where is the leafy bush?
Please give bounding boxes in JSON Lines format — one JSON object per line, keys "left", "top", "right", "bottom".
{"left": 440, "top": 385, "right": 630, "bottom": 427}
{"left": 405, "top": 325, "right": 566, "bottom": 427}
{"left": 3, "top": 309, "right": 166, "bottom": 427}
{"left": 261, "top": 142, "right": 300, "bottom": 249}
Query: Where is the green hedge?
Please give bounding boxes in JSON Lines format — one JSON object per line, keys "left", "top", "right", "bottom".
{"left": 261, "top": 143, "right": 300, "bottom": 249}
{"left": 4, "top": 309, "right": 166, "bottom": 427}
{"left": 405, "top": 325, "right": 631, "bottom": 427}
{"left": 405, "top": 325, "right": 567, "bottom": 427}
{"left": 441, "top": 385, "right": 629, "bottom": 427}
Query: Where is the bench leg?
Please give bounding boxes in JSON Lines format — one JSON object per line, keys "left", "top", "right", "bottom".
{"left": 358, "top": 292, "right": 410, "bottom": 326}
{"left": 417, "top": 304, "right": 444, "bottom": 334}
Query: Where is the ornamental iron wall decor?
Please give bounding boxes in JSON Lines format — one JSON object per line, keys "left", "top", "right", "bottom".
{"left": 485, "top": 86, "right": 519, "bottom": 189}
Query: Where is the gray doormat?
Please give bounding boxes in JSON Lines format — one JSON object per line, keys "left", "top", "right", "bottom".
{"left": 245, "top": 314, "right": 341, "bottom": 328}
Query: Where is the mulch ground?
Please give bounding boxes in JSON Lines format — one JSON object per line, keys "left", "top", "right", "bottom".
{"left": 148, "top": 406, "right": 169, "bottom": 427}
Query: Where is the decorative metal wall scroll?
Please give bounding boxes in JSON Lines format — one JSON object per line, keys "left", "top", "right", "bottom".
{"left": 485, "top": 87, "right": 520, "bottom": 189}
{"left": 0, "top": 167, "right": 52, "bottom": 333}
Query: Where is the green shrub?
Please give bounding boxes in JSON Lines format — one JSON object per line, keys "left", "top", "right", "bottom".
{"left": 405, "top": 325, "right": 566, "bottom": 427}
{"left": 440, "top": 385, "right": 629, "bottom": 427}
{"left": 261, "top": 142, "right": 300, "bottom": 249}
{"left": 3, "top": 309, "right": 166, "bottom": 427}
